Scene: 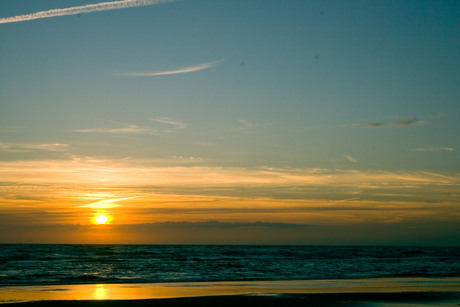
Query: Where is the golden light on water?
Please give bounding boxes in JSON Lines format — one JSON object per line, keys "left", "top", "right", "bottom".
{"left": 93, "top": 284, "right": 107, "bottom": 300}
{"left": 1, "top": 279, "right": 459, "bottom": 303}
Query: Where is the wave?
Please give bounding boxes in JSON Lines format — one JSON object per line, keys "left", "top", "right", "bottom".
{"left": 1, "top": 245, "right": 459, "bottom": 286}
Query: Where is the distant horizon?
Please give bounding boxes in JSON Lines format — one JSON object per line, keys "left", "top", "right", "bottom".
{"left": 2, "top": 244, "right": 459, "bottom": 247}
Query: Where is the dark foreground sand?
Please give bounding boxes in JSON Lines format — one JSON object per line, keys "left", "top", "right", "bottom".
{"left": 1, "top": 278, "right": 459, "bottom": 306}
{"left": 3, "top": 292, "right": 460, "bottom": 307}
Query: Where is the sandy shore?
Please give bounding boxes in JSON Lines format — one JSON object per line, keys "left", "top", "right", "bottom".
{"left": 2, "top": 292, "right": 460, "bottom": 307}
{"left": 1, "top": 278, "right": 459, "bottom": 306}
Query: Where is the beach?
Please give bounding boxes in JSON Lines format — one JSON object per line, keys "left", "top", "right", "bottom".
{"left": 3, "top": 293, "right": 460, "bottom": 307}
{"left": 1, "top": 278, "right": 459, "bottom": 306}
{"left": 2, "top": 245, "right": 459, "bottom": 306}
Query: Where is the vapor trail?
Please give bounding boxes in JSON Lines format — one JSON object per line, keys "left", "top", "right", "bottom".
{"left": 120, "top": 61, "right": 221, "bottom": 76}
{"left": 0, "top": 0, "right": 174, "bottom": 24}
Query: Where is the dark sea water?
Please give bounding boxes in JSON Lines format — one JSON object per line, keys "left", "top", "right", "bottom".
{"left": 1, "top": 245, "right": 459, "bottom": 287}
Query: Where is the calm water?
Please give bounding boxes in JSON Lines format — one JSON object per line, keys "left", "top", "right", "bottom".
{"left": 1, "top": 245, "right": 459, "bottom": 286}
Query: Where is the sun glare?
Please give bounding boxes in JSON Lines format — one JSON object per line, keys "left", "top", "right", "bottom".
{"left": 94, "top": 215, "right": 109, "bottom": 225}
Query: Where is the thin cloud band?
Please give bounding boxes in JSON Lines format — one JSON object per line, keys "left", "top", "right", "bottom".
{"left": 0, "top": 0, "right": 174, "bottom": 24}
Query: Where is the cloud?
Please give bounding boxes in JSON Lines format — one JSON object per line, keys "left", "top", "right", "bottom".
{"left": 80, "top": 196, "right": 139, "bottom": 209}
{"left": 0, "top": 142, "right": 69, "bottom": 152}
{"left": 344, "top": 155, "right": 357, "bottom": 163}
{"left": 348, "top": 116, "right": 424, "bottom": 128}
{"left": 409, "top": 146, "right": 454, "bottom": 152}
{"left": 77, "top": 117, "right": 186, "bottom": 135}
{"left": 392, "top": 117, "right": 424, "bottom": 127}
{"left": 419, "top": 171, "right": 458, "bottom": 182}
{"left": 1, "top": 159, "right": 456, "bottom": 188}
{"left": 151, "top": 117, "right": 186, "bottom": 131}
{"left": 119, "top": 61, "right": 221, "bottom": 77}
{"left": 0, "top": 0, "right": 174, "bottom": 24}
{"left": 352, "top": 122, "right": 385, "bottom": 128}
{"left": 1, "top": 158, "right": 458, "bottom": 204}
{"left": 74, "top": 120, "right": 156, "bottom": 135}
{"left": 1, "top": 158, "right": 459, "bottom": 244}
{"left": 1, "top": 156, "right": 459, "bottom": 244}
{"left": 74, "top": 126, "right": 152, "bottom": 134}
{"left": 119, "top": 221, "right": 309, "bottom": 230}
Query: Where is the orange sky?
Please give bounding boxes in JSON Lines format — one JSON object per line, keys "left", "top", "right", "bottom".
{"left": 1, "top": 157, "right": 459, "bottom": 244}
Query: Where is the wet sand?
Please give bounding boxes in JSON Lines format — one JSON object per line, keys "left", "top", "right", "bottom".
{"left": 1, "top": 278, "right": 459, "bottom": 306}
{"left": 3, "top": 292, "right": 460, "bottom": 307}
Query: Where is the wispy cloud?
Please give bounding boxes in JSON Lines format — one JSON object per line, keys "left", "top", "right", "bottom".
{"left": 119, "top": 61, "right": 221, "bottom": 77}
{"left": 351, "top": 122, "right": 385, "bottom": 128}
{"left": 74, "top": 120, "right": 156, "bottom": 135}
{"left": 74, "top": 126, "right": 153, "bottom": 134}
{"left": 0, "top": 142, "right": 69, "bottom": 152}
{"left": 1, "top": 157, "right": 459, "bottom": 244}
{"left": 344, "top": 155, "right": 357, "bottom": 163}
{"left": 119, "top": 221, "right": 308, "bottom": 230}
{"left": 392, "top": 117, "right": 424, "bottom": 127}
{"left": 347, "top": 116, "right": 424, "bottom": 128}
{"left": 2, "top": 156, "right": 459, "bottom": 244}
{"left": 80, "top": 196, "right": 139, "bottom": 209}
{"left": 409, "top": 146, "right": 454, "bottom": 152}
{"left": 151, "top": 117, "right": 186, "bottom": 132}
{"left": 2, "top": 158, "right": 458, "bottom": 198}
{"left": 0, "top": 0, "right": 174, "bottom": 24}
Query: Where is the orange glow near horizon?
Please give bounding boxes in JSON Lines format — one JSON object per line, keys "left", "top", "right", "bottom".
{"left": 0, "top": 162, "right": 459, "bottom": 244}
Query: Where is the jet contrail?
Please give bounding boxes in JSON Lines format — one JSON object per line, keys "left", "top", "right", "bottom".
{"left": 0, "top": 0, "right": 174, "bottom": 24}
{"left": 120, "top": 61, "right": 221, "bottom": 76}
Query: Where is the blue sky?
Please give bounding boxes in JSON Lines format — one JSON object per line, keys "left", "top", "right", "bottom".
{"left": 0, "top": 0, "right": 459, "bottom": 244}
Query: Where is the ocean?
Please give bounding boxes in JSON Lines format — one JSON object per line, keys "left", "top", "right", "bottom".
{"left": 1, "top": 245, "right": 459, "bottom": 287}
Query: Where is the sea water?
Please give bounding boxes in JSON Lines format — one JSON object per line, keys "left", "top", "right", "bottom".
{"left": 1, "top": 245, "right": 459, "bottom": 286}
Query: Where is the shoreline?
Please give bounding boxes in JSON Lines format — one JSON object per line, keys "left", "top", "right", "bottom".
{"left": 1, "top": 277, "right": 459, "bottom": 305}
{"left": 2, "top": 292, "right": 460, "bottom": 307}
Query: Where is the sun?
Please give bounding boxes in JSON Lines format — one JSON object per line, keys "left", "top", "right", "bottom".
{"left": 94, "top": 215, "right": 109, "bottom": 225}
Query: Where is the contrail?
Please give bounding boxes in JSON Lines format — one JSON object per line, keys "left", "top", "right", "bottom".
{"left": 0, "top": 0, "right": 174, "bottom": 24}
{"left": 120, "top": 61, "right": 221, "bottom": 76}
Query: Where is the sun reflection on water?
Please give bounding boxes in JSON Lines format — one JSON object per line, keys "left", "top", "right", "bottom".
{"left": 93, "top": 284, "right": 107, "bottom": 300}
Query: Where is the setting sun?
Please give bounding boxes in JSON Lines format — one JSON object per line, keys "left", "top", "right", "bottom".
{"left": 94, "top": 215, "right": 109, "bottom": 225}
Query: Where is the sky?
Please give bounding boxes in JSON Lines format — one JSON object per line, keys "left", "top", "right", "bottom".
{"left": 0, "top": 0, "right": 459, "bottom": 245}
